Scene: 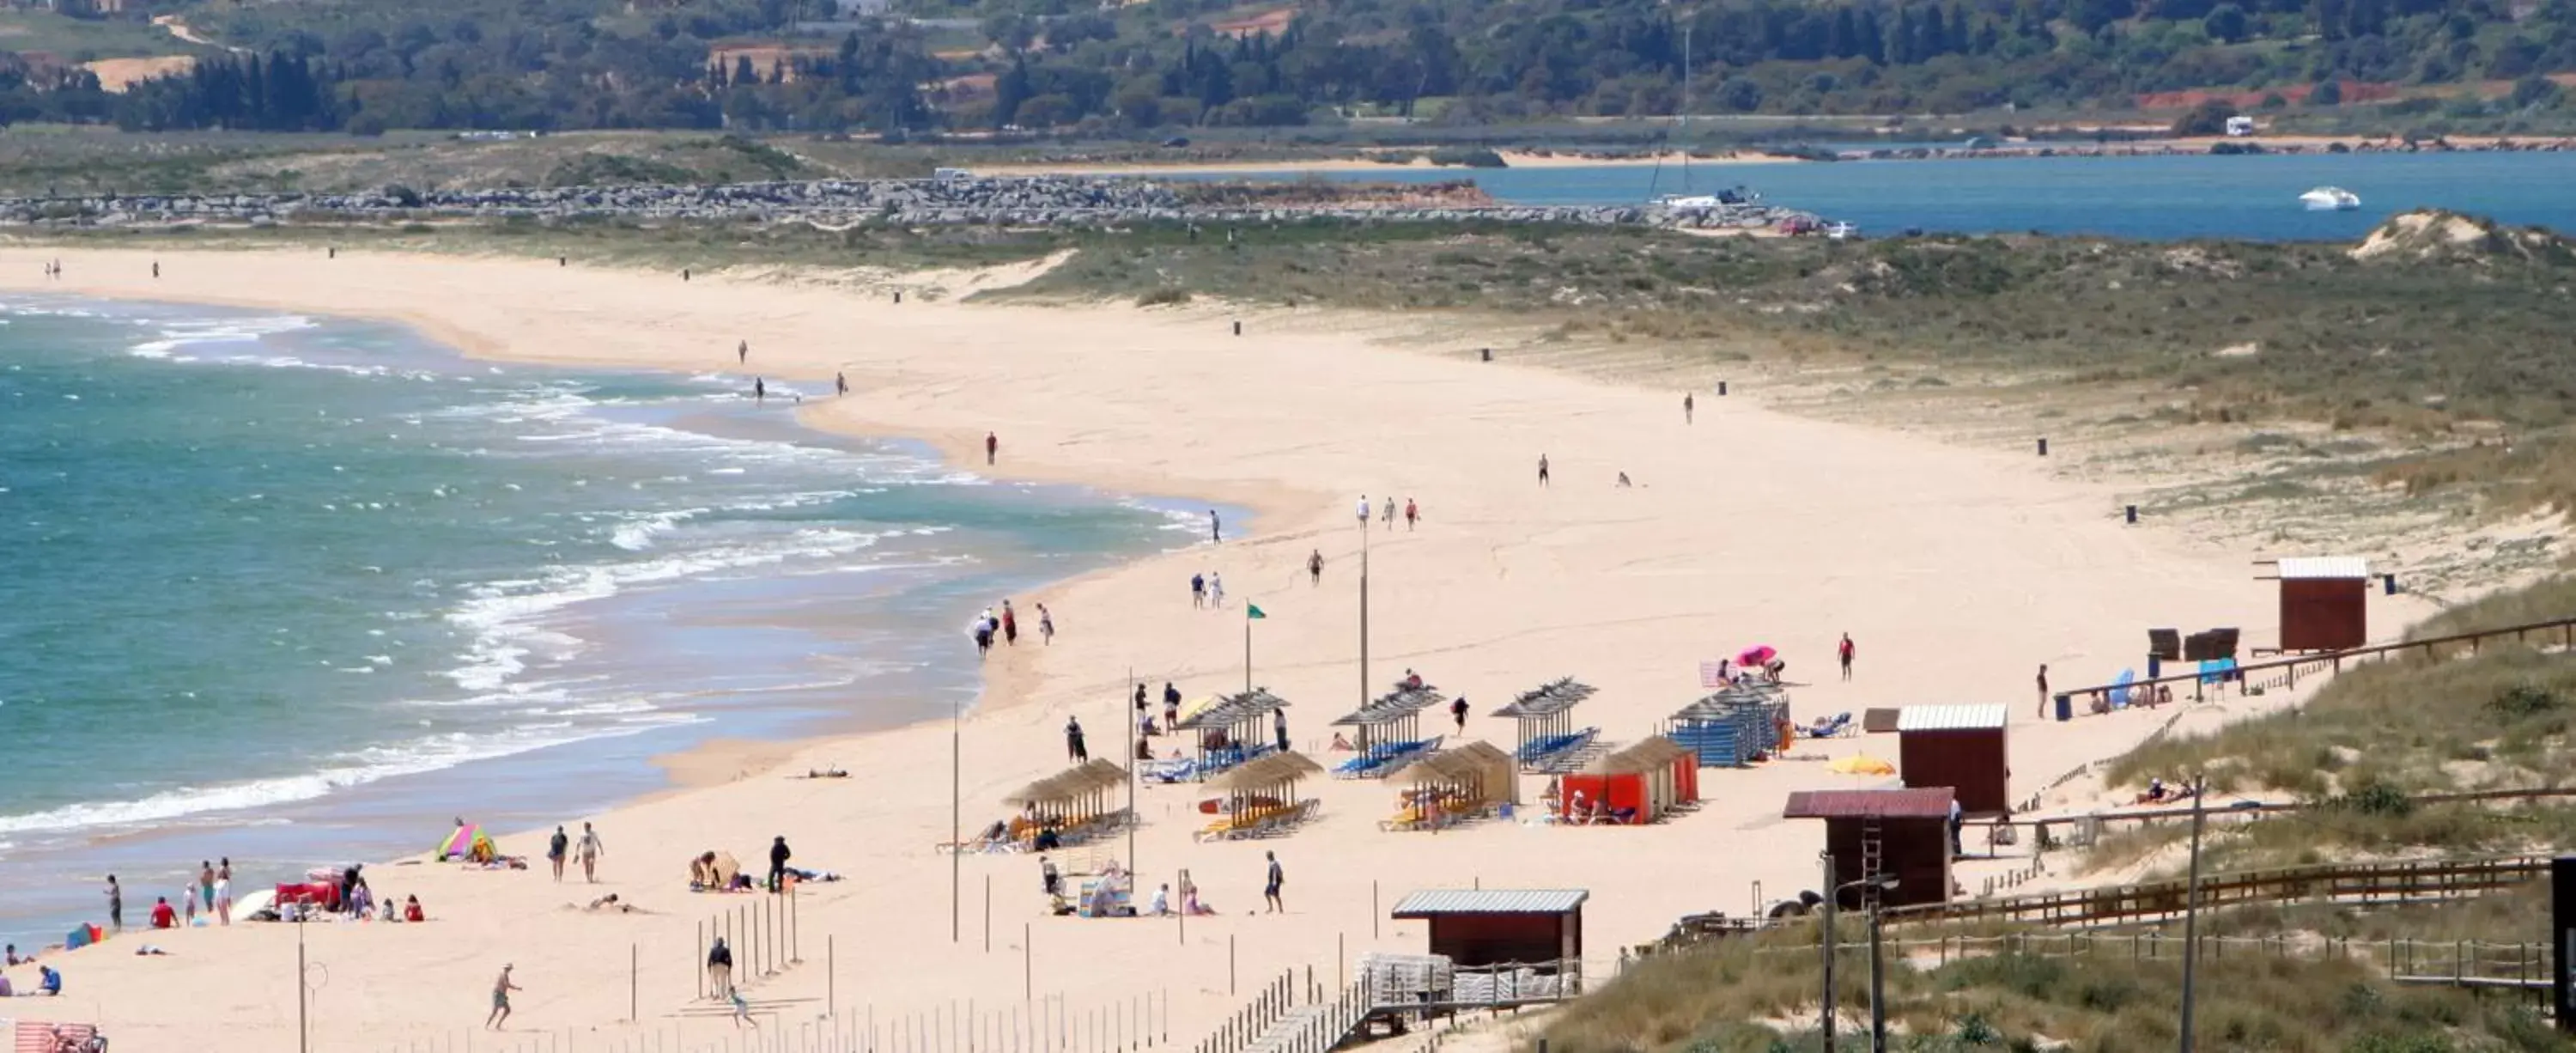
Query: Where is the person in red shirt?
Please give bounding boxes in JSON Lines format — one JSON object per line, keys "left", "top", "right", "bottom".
{"left": 149, "top": 897, "right": 177, "bottom": 929}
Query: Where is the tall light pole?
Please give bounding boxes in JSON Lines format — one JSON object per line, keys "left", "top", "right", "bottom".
{"left": 1358, "top": 500, "right": 1370, "bottom": 719}
{"left": 2179, "top": 773, "right": 2210, "bottom": 1052}
{"left": 1822, "top": 862, "right": 1899, "bottom": 1051}
{"left": 951, "top": 691, "right": 962, "bottom": 943}
{"left": 1819, "top": 852, "right": 1837, "bottom": 1050}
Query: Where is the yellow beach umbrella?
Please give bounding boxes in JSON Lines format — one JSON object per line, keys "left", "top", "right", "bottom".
{"left": 1828, "top": 754, "right": 1896, "bottom": 776}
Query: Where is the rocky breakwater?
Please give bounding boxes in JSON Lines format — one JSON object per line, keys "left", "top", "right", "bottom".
{"left": 0, "top": 176, "right": 1655, "bottom": 228}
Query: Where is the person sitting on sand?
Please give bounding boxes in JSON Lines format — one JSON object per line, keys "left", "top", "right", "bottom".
{"left": 1149, "top": 884, "right": 1171, "bottom": 916}
{"left": 1329, "top": 732, "right": 1355, "bottom": 752}
{"left": 0, "top": 972, "right": 12, "bottom": 997}
{"left": 805, "top": 767, "right": 848, "bottom": 779}
{"left": 2142, "top": 777, "right": 2167, "bottom": 804}
{"left": 404, "top": 895, "right": 426, "bottom": 922}
{"left": 39, "top": 965, "right": 62, "bottom": 996}
{"left": 149, "top": 897, "right": 176, "bottom": 930}
{"left": 1616, "top": 472, "right": 1632, "bottom": 488}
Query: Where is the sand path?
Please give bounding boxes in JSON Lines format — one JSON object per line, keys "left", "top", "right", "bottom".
{"left": 0, "top": 247, "right": 2431, "bottom": 1053}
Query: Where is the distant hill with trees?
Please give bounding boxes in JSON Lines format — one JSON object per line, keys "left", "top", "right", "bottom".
{"left": 0, "top": 0, "right": 2570, "bottom": 133}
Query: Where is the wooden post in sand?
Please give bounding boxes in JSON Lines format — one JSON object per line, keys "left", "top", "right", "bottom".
{"left": 1024, "top": 922, "right": 1033, "bottom": 1001}
{"left": 986, "top": 874, "right": 993, "bottom": 953}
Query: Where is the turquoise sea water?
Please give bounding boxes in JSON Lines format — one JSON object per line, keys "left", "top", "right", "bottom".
{"left": 0, "top": 297, "right": 1203, "bottom": 947}
{"left": 1218, "top": 150, "right": 2576, "bottom": 239}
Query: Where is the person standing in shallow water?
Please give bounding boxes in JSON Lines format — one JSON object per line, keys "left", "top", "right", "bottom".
{"left": 1209, "top": 509, "right": 1221, "bottom": 543}
{"left": 835, "top": 372, "right": 848, "bottom": 396}
{"left": 753, "top": 377, "right": 765, "bottom": 404}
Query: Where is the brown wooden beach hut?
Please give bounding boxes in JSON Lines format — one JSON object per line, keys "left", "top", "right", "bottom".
{"left": 1894, "top": 704, "right": 2009, "bottom": 819}
{"left": 1783, "top": 788, "right": 1953, "bottom": 910}
{"left": 2266, "top": 557, "right": 2370, "bottom": 652}
{"left": 1389, "top": 888, "right": 1589, "bottom": 971}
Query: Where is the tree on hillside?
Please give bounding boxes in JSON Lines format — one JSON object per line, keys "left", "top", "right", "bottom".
{"left": 2171, "top": 97, "right": 2238, "bottom": 134}
{"left": 2203, "top": 3, "right": 2251, "bottom": 42}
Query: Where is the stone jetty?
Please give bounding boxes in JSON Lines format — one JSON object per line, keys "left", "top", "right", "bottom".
{"left": 0, "top": 175, "right": 1803, "bottom": 230}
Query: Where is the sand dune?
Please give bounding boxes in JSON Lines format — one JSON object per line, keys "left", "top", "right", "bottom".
{"left": 0, "top": 247, "right": 2433, "bottom": 1052}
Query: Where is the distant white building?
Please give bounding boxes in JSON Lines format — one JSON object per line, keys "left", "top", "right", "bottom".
{"left": 2225, "top": 115, "right": 2257, "bottom": 137}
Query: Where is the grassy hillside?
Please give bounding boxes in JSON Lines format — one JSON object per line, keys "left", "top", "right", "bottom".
{"left": 1540, "top": 887, "right": 2561, "bottom": 1052}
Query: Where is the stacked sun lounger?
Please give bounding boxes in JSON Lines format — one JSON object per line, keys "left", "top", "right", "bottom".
{"left": 1667, "top": 687, "right": 1791, "bottom": 767}
{"left": 1333, "top": 736, "right": 1443, "bottom": 779}
{"left": 1515, "top": 727, "right": 1597, "bottom": 770}
{"left": 1194, "top": 798, "right": 1321, "bottom": 842}
{"left": 1358, "top": 953, "right": 1455, "bottom": 1008}
{"left": 1453, "top": 966, "right": 1565, "bottom": 1005}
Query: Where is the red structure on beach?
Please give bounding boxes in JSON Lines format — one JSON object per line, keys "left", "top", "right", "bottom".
{"left": 2269, "top": 557, "right": 2370, "bottom": 652}
{"left": 1895, "top": 704, "right": 2009, "bottom": 819}
{"left": 1783, "top": 788, "right": 1954, "bottom": 910}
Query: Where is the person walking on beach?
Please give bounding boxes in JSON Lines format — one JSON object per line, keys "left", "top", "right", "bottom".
{"left": 1356, "top": 496, "right": 1369, "bottom": 527}
{"left": 1066, "top": 717, "right": 1088, "bottom": 764}
{"left": 1001, "top": 600, "right": 1018, "bottom": 646}
{"left": 548, "top": 825, "right": 569, "bottom": 881}
{"left": 986, "top": 431, "right": 999, "bottom": 466}
{"left": 1191, "top": 572, "right": 1206, "bottom": 609}
{"left": 706, "top": 937, "right": 734, "bottom": 998}
{"left": 973, "top": 612, "right": 994, "bottom": 658}
{"left": 1450, "top": 696, "right": 1468, "bottom": 733}
{"left": 1209, "top": 509, "right": 1222, "bottom": 544}
{"left": 738, "top": 340, "right": 748, "bottom": 364}
{"left": 1037, "top": 603, "right": 1054, "bottom": 645}
{"left": 1684, "top": 392, "right": 1694, "bottom": 424}
{"left": 215, "top": 858, "right": 233, "bottom": 926}
{"left": 835, "top": 372, "right": 848, "bottom": 397}
{"left": 1838, "top": 634, "right": 1856, "bottom": 682}
{"left": 1262, "top": 851, "right": 1285, "bottom": 913}
{"left": 753, "top": 377, "right": 765, "bottom": 404}
{"left": 105, "top": 875, "right": 121, "bottom": 933}
{"left": 487, "top": 965, "right": 521, "bottom": 1030}
{"left": 1538, "top": 454, "right": 1551, "bottom": 488}
{"left": 1404, "top": 498, "right": 1419, "bottom": 531}
{"left": 151, "top": 261, "right": 160, "bottom": 279}
{"left": 1207, "top": 572, "right": 1225, "bottom": 609}
{"left": 1309, "top": 549, "right": 1323, "bottom": 586}
{"left": 1273, "top": 707, "right": 1289, "bottom": 752}
{"left": 767, "top": 836, "right": 793, "bottom": 893}
{"left": 1163, "top": 683, "right": 1181, "bottom": 732}
{"left": 2036, "top": 664, "right": 2050, "bottom": 719}
{"left": 577, "top": 822, "right": 605, "bottom": 883}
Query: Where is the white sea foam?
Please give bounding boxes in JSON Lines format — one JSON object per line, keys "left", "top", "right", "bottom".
{"left": 0, "top": 716, "right": 699, "bottom": 838}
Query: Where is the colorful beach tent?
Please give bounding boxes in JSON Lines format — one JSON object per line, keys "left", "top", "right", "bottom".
{"left": 62, "top": 924, "right": 100, "bottom": 950}
{"left": 436, "top": 824, "right": 494, "bottom": 861}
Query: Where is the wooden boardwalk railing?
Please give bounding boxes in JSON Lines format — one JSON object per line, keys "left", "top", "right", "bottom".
{"left": 1882, "top": 854, "right": 2549, "bottom": 928}
{"left": 2054, "top": 613, "right": 2576, "bottom": 714}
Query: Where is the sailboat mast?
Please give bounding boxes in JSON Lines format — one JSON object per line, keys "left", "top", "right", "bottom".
{"left": 1680, "top": 20, "right": 1692, "bottom": 193}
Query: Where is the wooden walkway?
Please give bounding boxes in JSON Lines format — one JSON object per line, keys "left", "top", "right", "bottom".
{"left": 2053, "top": 612, "right": 2576, "bottom": 712}
{"left": 1882, "top": 854, "right": 2548, "bottom": 928}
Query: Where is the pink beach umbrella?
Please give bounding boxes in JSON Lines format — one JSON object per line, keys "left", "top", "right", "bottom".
{"left": 1736, "top": 645, "right": 1778, "bottom": 669}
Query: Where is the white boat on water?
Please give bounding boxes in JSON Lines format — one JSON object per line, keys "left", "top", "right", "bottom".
{"left": 2300, "top": 186, "right": 2360, "bottom": 210}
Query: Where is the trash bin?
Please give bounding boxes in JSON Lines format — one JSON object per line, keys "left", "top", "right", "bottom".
{"left": 2053, "top": 693, "right": 2072, "bottom": 722}
{"left": 2147, "top": 654, "right": 2162, "bottom": 680}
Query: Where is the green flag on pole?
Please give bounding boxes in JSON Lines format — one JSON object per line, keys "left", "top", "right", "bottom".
{"left": 1246, "top": 604, "right": 1267, "bottom": 619}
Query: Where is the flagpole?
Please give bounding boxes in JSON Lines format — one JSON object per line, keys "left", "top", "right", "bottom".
{"left": 1359, "top": 509, "right": 1370, "bottom": 723}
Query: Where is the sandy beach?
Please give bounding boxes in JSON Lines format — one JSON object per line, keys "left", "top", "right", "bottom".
{"left": 0, "top": 247, "right": 2437, "bottom": 1053}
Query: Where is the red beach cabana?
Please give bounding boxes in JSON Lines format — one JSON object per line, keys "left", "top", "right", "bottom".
{"left": 1557, "top": 738, "right": 1696, "bottom": 825}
